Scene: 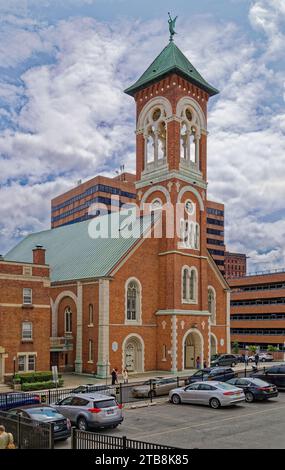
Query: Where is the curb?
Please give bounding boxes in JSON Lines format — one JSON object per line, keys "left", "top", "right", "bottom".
{"left": 125, "top": 398, "right": 168, "bottom": 410}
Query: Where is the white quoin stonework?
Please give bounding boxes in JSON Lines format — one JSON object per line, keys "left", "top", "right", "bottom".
{"left": 75, "top": 282, "right": 83, "bottom": 373}
{"left": 171, "top": 315, "right": 178, "bottom": 373}
{"left": 96, "top": 279, "right": 110, "bottom": 378}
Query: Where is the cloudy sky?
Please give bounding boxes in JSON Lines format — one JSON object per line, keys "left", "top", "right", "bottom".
{"left": 0, "top": 0, "right": 284, "bottom": 272}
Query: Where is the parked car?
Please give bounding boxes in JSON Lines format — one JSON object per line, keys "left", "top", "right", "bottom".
{"left": 248, "top": 353, "right": 274, "bottom": 363}
{"left": 210, "top": 354, "right": 239, "bottom": 367}
{"left": 132, "top": 377, "right": 178, "bottom": 398}
{"left": 6, "top": 405, "right": 71, "bottom": 442}
{"left": 0, "top": 392, "right": 41, "bottom": 411}
{"left": 226, "top": 377, "right": 278, "bottom": 402}
{"left": 71, "top": 384, "right": 117, "bottom": 397}
{"left": 250, "top": 364, "right": 285, "bottom": 390}
{"left": 185, "top": 367, "right": 235, "bottom": 385}
{"left": 52, "top": 393, "right": 123, "bottom": 431}
{"left": 169, "top": 381, "right": 245, "bottom": 409}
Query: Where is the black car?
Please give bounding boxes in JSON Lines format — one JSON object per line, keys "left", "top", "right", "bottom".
{"left": 185, "top": 367, "right": 236, "bottom": 385}
{"left": 7, "top": 405, "right": 71, "bottom": 443}
{"left": 211, "top": 354, "right": 239, "bottom": 367}
{"left": 250, "top": 364, "right": 285, "bottom": 390}
{"left": 227, "top": 377, "right": 279, "bottom": 402}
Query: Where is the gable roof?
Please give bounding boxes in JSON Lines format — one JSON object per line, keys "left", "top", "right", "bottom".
{"left": 5, "top": 212, "right": 156, "bottom": 283}
{"left": 124, "top": 41, "right": 219, "bottom": 97}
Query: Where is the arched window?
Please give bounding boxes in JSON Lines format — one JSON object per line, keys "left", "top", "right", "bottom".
{"left": 88, "top": 304, "right": 94, "bottom": 325}
{"left": 144, "top": 106, "right": 167, "bottom": 170}
{"left": 88, "top": 339, "right": 93, "bottom": 362}
{"left": 126, "top": 279, "right": 141, "bottom": 322}
{"left": 179, "top": 106, "right": 201, "bottom": 169}
{"left": 180, "top": 219, "right": 200, "bottom": 250}
{"left": 182, "top": 267, "right": 198, "bottom": 303}
{"left": 208, "top": 287, "right": 216, "bottom": 324}
{"left": 64, "top": 307, "right": 72, "bottom": 334}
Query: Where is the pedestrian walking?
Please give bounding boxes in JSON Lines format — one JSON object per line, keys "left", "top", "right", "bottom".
{"left": 244, "top": 353, "right": 249, "bottom": 366}
{"left": 122, "top": 368, "right": 129, "bottom": 384}
{"left": 111, "top": 368, "right": 118, "bottom": 385}
{"left": 203, "top": 360, "right": 207, "bottom": 369}
{"left": 196, "top": 356, "right": 201, "bottom": 369}
{"left": 0, "top": 425, "right": 15, "bottom": 449}
{"left": 254, "top": 353, "right": 259, "bottom": 367}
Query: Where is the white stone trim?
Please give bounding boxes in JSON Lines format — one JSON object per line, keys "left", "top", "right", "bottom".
{"left": 176, "top": 96, "right": 207, "bottom": 131}
{"left": 75, "top": 282, "right": 83, "bottom": 373}
{"left": 171, "top": 316, "right": 177, "bottom": 373}
{"left": 137, "top": 96, "right": 173, "bottom": 131}
{"left": 177, "top": 185, "right": 205, "bottom": 211}
{"left": 158, "top": 250, "right": 207, "bottom": 259}
{"left": 51, "top": 290, "right": 78, "bottom": 337}
{"left": 156, "top": 309, "right": 210, "bottom": 316}
{"left": 135, "top": 170, "right": 207, "bottom": 190}
{"left": 140, "top": 185, "right": 171, "bottom": 205}
{"left": 124, "top": 277, "right": 142, "bottom": 325}
{"left": 96, "top": 279, "right": 110, "bottom": 378}
{"left": 122, "top": 333, "right": 145, "bottom": 373}
{"left": 182, "top": 328, "right": 204, "bottom": 370}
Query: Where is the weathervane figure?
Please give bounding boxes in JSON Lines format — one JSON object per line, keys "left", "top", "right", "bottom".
{"left": 168, "top": 12, "right": 178, "bottom": 41}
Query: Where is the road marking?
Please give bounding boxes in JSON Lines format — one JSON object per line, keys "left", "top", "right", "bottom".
{"left": 131, "top": 404, "right": 285, "bottom": 439}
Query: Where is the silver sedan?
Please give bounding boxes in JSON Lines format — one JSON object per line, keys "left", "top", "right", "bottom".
{"left": 169, "top": 381, "right": 245, "bottom": 409}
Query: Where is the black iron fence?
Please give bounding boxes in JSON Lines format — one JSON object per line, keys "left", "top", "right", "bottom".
{"left": 0, "top": 365, "right": 273, "bottom": 409}
{"left": 71, "top": 428, "right": 178, "bottom": 449}
{"left": 0, "top": 410, "right": 53, "bottom": 449}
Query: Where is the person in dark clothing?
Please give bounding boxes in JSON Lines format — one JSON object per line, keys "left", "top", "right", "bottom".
{"left": 254, "top": 353, "right": 259, "bottom": 367}
{"left": 111, "top": 368, "right": 118, "bottom": 385}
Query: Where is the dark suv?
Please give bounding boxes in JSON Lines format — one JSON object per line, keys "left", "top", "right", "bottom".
{"left": 185, "top": 367, "right": 236, "bottom": 385}
{"left": 250, "top": 364, "right": 285, "bottom": 390}
{"left": 211, "top": 354, "right": 239, "bottom": 367}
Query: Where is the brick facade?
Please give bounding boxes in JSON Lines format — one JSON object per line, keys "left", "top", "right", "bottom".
{"left": 0, "top": 257, "right": 50, "bottom": 382}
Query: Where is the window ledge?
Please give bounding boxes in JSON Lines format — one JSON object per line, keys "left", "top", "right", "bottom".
{"left": 182, "top": 300, "right": 198, "bottom": 305}
{"left": 161, "top": 358, "right": 167, "bottom": 362}
{"left": 88, "top": 324, "right": 94, "bottom": 328}
{"left": 87, "top": 360, "right": 94, "bottom": 364}
{"left": 22, "top": 304, "right": 33, "bottom": 309}
{"left": 21, "top": 339, "right": 33, "bottom": 343}
{"left": 125, "top": 320, "right": 142, "bottom": 326}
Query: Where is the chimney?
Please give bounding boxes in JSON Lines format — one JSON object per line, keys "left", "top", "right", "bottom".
{"left": 32, "top": 245, "right": 46, "bottom": 265}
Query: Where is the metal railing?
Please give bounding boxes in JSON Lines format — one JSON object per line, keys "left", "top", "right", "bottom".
{"left": 0, "top": 410, "right": 53, "bottom": 449}
{"left": 0, "top": 366, "right": 274, "bottom": 408}
{"left": 71, "top": 428, "right": 178, "bottom": 449}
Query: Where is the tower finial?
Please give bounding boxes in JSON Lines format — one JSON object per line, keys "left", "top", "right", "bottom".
{"left": 168, "top": 12, "right": 178, "bottom": 42}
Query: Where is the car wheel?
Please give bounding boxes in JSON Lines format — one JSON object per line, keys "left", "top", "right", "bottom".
{"left": 209, "top": 398, "right": 221, "bottom": 409}
{"left": 261, "top": 358, "right": 266, "bottom": 362}
{"left": 171, "top": 394, "right": 181, "bottom": 405}
{"left": 77, "top": 417, "right": 88, "bottom": 431}
{"left": 111, "top": 424, "right": 119, "bottom": 428}
{"left": 231, "top": 362, "right": 236, "bottom": 367}
{"left": 245, "top": 391, "right": 254, "bottom": 403}
{"left": 248, "top": 358, "right": 253, "bottom": 363}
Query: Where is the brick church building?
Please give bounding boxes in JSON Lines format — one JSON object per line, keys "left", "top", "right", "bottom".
{"left": 5, "top": 36, "right": 230, "bottom": 378}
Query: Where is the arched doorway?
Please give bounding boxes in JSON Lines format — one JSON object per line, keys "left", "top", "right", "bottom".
{"left": 123, "top": 335, "right": 144, "bottom": 373}
{"left": 210, "top": 333, "right": 218, "bottom": 357}
{"left": 183, "top": 329, "right": 203, "bottom": 369}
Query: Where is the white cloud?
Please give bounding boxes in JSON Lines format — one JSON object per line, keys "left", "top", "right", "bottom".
{"left": 0, "top": 8, "right": 284, "bottom": 272}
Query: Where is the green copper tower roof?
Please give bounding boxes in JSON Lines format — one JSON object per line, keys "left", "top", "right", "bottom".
{"left": 124, "top": 41, "right": 219, "bottom": 97}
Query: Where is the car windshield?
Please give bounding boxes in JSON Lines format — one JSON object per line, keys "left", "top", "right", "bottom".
{"left": 93, "top": 399, "right": 116, "bottom": 409}
{"left": 216, "top": 382, "right": 236, "bottom": 390}
{"left": 28, "top": 408, "right": 63, "bottom": 419}
{"left": 211, "top": 355, "right": 221, "bottom": 360}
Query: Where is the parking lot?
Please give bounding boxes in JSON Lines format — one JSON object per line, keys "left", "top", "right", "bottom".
{"left": 56, "top": 390, "right": 285, "bottom": 449}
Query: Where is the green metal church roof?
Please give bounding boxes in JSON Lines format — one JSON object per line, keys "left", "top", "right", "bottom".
{"left": 5, "top": 212, "right": 156, "bottom": 283}
{"left": 124, "top": 41, "right": 219, "bottom": 97}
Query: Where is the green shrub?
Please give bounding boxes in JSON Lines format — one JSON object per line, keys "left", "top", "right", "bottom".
{"left": 15, "top": 371, "right": 62, "bottom": 384}
{"left": 21, "top": 379, "right": 64, "bottom": 391}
